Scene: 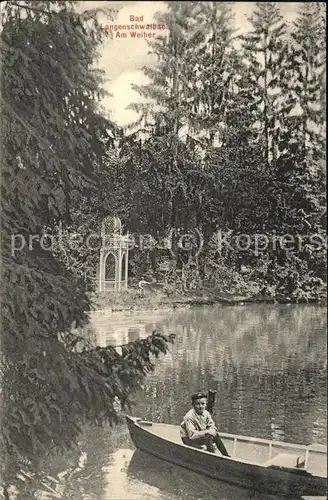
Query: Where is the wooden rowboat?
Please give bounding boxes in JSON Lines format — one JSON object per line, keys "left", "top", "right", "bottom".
{"left": 126, "top": 416, "right": 327, "bottom": 498}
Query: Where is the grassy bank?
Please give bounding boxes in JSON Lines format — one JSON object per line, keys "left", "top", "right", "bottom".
{"left": 91, "top": 288, "right": 201, "bottom": 312}
{"left": 90, "top": 286, "right": 326, "bottom": 313}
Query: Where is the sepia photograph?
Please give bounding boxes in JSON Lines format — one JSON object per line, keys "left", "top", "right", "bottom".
{"left": 0, "top": 1, "right": 327, "bottom": 499}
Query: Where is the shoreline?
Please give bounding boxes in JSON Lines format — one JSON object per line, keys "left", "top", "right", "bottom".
{"left": 90, "top": 289, "right": 326, "bottom": 314}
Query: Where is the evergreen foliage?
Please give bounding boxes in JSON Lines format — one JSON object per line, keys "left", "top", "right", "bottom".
{"left": 0, "top": 0, "right": 174, "bottom": 491}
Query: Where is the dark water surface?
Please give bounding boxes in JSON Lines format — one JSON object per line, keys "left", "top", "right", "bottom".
{"left": 38, "top": 304, "right": 327, "bottom": 499}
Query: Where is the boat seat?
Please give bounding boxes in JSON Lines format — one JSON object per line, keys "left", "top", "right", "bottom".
{"left": 265, "top": 453, "right": 305, "bottom": 469}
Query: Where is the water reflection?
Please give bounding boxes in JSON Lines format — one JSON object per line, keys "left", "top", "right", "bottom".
{"left": 91, "top": 310, "right": 170, "bottom": 346}
{"left": 89, "top": 305, "right": 327, "bottom": 446}
{"left": 95, "top": 305, "right": 326, "bottom": 448}
{"left": 127, "top": 450, "right": 279, "bottom": 500}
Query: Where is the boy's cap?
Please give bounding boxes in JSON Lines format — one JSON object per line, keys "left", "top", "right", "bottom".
{"left": 191, "top": 392, "right": 207, "bottom": 402}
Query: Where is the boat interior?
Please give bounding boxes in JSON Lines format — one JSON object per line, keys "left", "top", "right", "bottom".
{"left": 134, "top": 419, "right": 327, "bottom": 478}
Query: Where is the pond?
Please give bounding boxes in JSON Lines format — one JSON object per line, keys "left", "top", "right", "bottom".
{"left": 38, "top": 304, "right": 327, "bottom": 500}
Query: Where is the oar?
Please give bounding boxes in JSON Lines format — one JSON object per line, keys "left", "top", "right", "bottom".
{"left": 206, "top": 389, "right": 217, "bottom": 414}
{"left": 206, "top": 389, "right": 230, "bottom": 457}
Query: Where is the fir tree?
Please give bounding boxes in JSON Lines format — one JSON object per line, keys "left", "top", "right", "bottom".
{"left": 185, "top": 1, "right": 237, "bottom": 148}
{"left": 124, "top": 1, "right": 206, "bottom": 236}
{"left": 240, "top": 2, "right": 290, "bottom": 170}
{"left": 265, "top": 2, "right": 327, "bottom": 297}
{"left": 288, "top": 2, "right": 326, "bottom": 161}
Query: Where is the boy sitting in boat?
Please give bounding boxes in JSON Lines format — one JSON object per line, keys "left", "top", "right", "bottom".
{"left": 180, "top": 392, "right": 230, "bottom": 457}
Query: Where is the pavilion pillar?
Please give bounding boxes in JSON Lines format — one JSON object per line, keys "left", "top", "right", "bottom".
{"left": 125, "top": 248, "right": 129, "bottom": 289}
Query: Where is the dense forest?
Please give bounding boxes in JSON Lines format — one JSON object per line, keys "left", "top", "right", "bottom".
{"left": 0, "top": 0, "right": 326, "bottom": 497}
